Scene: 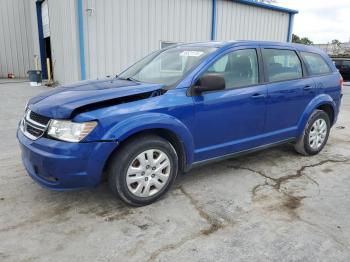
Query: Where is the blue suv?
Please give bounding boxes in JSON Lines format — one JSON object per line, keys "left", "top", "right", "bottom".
{"left": 17, "top": 41, "right": 343, "bottom": 206}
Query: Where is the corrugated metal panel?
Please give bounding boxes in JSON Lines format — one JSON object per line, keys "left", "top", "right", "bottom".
{"left": 47, "top": 0, "right": 81, "bottom": 83}
{"left": 0, "top": 0, "right": 291, "bottom": 83}
{"left": 0, "top": 0, "right": 37, "bottom": 78}
{"left": 84, "top": 0, "right": 212, "bottom": 79}
{"left": 215, "top": 0, "right": 289, "bottom": 42}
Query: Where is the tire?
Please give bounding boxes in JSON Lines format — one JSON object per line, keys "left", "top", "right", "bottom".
{"left": 294, "top": 110, "right": 330, "bottom": 156}
{"left": 108, "top": 135, "right": 178, "bottom": 206}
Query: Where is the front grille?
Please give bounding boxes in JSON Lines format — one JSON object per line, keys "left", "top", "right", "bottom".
{"left": 26, "top": 124, "right": 44, "bottom": 137}
{"left": 21, "top": 110, "right": 50, "bottom": 140}
{"left": 29, "top": 111, "right": 50, "bottom": 125}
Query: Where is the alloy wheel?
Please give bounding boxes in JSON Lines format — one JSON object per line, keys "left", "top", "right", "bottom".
{"left": 308, "top": 118, "right": 327, "bottom": 150}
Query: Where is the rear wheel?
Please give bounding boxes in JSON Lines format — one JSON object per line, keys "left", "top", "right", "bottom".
{"left": 108, "top": 135, "right": 178, "bottom": 206}
{"left": 294, "top": 110, "right": 330, "bottom": 156}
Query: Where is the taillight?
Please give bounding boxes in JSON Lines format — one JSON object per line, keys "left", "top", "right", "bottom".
{"left": 340, "top": 77, "right": 344, "bottom": 89}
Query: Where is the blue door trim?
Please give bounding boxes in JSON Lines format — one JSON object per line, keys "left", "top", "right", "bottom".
{"left": 35, "top": 1, "right": 47, "bottom": 79}
{"left": 211, "top": 0, "right": 217, "bottom": 40}
{"left": 77, "top": 0, "right": 86, "bottom": 80}
{"left": 287, "top": 13, "right": 294, "bottom": 42}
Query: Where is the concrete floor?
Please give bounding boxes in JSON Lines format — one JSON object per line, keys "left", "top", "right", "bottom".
{"left": 1, "top": 80, "right": 350, "bottom": 262}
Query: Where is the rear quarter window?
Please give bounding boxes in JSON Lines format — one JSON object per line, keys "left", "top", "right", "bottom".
{"left": 300, "top": 52, "right": 332, "bottom": 76}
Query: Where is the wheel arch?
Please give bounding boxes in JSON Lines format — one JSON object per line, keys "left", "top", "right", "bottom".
{"left": 316, "top": 104, "right": 334, "bottom": 126}
{"left": 297, "top": 94, "right": 336, "bottom": 136}
{"left": 102, "top": 113, "right": 195, "bottom": 173}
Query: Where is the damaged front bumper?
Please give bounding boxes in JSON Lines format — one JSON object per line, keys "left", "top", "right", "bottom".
{"left": 17, "top": 129, "right": 117, "bottom": 190}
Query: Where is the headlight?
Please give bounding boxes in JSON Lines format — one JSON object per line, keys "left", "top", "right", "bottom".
{"left": 47, "top": 120, "right": 97, "bottom": 142}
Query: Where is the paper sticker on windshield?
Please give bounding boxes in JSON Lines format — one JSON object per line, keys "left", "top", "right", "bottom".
{"left": 180, "top": 51, "right": 204, "bottom": 57}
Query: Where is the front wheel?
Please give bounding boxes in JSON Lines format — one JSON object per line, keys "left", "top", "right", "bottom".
{"left": 294, "top": 110, "right": 330, "bottom": 156}
{"left": 108, "top": 135, "right": 178, "bottom": 206}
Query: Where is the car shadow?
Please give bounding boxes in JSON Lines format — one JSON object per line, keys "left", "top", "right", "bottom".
{"left": 19, "top": 142, "right": 297, "bottom": 225}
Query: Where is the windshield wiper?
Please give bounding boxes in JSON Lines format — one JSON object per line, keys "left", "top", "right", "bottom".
{"left": 118, "top": 76, "right": 139, "bottom": 82}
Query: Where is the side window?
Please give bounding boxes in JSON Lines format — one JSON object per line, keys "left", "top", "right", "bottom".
{"left": 207, "top": 55, "right": 228, "bottom": 73}
{"left": 300, "top": 52, "right": 332, "bottom": 75}
{"left": 205, "top": 49, "right": 259, "bottom": 89}
{"left": 262, "top": 49, "right": 302, "bottom": 82}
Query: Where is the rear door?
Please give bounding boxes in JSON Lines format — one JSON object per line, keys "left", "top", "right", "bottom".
{"left": 261, "top": 47, "right": 316, "bottom": 144}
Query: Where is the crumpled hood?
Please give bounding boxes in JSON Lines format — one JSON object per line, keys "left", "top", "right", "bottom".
{"left": 28, "top": 78, "right": 164, "bottom": 119}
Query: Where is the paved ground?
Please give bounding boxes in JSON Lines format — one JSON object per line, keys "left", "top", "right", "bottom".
{"left": 1, "top": 79, "right": 350, "bottom": 262}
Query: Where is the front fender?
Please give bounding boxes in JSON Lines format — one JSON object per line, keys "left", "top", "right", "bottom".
{"left": 103, "top": 113, "right": 195, "bottom": 165}
{"left": 297, "top": 94, "right": 336, "bottom": 135}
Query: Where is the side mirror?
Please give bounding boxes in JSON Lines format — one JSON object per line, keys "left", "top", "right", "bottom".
{"left": 194, "top": 73, "right": 225, "bottom": 94}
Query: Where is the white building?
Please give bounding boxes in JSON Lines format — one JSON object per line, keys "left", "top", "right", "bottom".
{"left": 0, "top": 0, "right": 297, "bottom": 84}
{"left": 314, "top": 42, "right": 350, "bottom": 57}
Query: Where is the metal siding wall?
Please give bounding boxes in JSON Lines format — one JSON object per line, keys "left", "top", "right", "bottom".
{"left": 0, "top": 0, "right": 291, "bottom": 82}
{"left": 215, "top": 0, "right": 289, "bottom": 42}
{"left": 26, "top": 0, "right": 41, "bottom": 71}
{"left": 0, "top": 0, "right": 37, "bottom": 78}
{"left": 47, "top": 0, "right": 81, "bottom": 84}
{"left": 84, "top": 0, "right": 212, "bottom": 79}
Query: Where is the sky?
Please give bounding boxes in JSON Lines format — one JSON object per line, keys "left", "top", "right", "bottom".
{"left": 276, "top": 0, "right": 350, "bottom": 44}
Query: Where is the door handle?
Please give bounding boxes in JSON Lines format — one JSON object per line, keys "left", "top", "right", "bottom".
{"left": 251, "top": 93, "right": 266, "bottom": 99}
{"left": 303, "top": 85, "right": 312, "bottom": 90}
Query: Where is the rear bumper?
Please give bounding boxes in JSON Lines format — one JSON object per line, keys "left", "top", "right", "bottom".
{"left": 333, "top": 94, "right": 343, "bottom": 126}
{"left": 17, "top": 129, "right": 117, "bottom": 190}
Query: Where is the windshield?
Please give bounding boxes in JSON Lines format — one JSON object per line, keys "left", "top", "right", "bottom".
{"left": 118, "top": 46, "right": 217, "bottom": 86}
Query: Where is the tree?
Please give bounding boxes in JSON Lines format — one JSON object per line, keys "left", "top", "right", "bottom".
{"left": 292, "top": 34, "right": 301, "bottom": 43}
{"left": 331, "top": 39, "right": 341, "bottom": 46}
{"left": 292, "top": 34, "right": 313, "bottom": 45}
{"left": 331, "top": 39, "right": 341, "bottom": 55}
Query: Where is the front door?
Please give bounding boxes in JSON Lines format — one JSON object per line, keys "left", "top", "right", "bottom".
{"left": 192, "top": 48, "right": 267, "bottom": 162}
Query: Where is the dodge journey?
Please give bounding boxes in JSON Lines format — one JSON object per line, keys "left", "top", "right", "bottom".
{"left": 17, "top": 41, "right": 343, "bottom": 206}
